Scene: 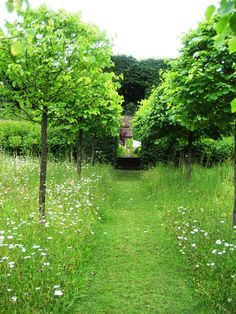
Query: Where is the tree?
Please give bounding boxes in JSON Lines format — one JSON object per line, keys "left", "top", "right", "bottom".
{"left": 133, "top": 73, "right": 194, "bottom": 179}
{"left": 54, "top": 71, "right": 122, "bottom": 175}
{"left": 0, "top": 5, "right": 116, "bottom": 219}
{"left": 205, "top": 1, "right": 236, "bottom": 225}
{"left": 171, "top": 20, "right": 235, "bottom": 222}
{"left": 134, "top": 18, "right": 236, "bottom": 222}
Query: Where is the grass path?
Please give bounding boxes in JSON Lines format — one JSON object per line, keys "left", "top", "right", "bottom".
{"left": 77, "top": 171, "right": 199, "bottom": 313}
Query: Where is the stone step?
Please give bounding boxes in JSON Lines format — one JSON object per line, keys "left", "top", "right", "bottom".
{"left": 115, "top": 157, "right": 142, "bottom": 170}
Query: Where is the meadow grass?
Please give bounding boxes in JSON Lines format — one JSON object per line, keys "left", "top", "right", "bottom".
{"left": 0, "top": 153, "right": 113, "bottom": 313}
{"left": 0, "top": 154, "right": 235, "bottom": 313}
{"left": 141, "top": 164, "right": 236, "bottom": 313}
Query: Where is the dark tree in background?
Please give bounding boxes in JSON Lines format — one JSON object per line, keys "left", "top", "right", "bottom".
{"left": 111, "top": 55, "right": 169, "bottom": 115}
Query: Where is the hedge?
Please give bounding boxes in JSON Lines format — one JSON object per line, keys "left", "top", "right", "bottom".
{"left": 0, "top": 120, "right": 118, "bottom": 164}
{"left": 140, "top": 136, "right": 233, "bottom": 167}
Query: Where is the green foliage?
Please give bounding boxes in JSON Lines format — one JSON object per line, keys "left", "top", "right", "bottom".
{"left": 173, "top": 20, "right": 235, "bottom": 132}
{"left": 111, "top": 55, "right": 169, "bottom": 114}
{"left": 140, "top": 137, "right": 233, "bottom": 167}
{"left": 0, "top": 119, "right": 118, "bottom": 163}
{"left": 207, "top": 0, "right": 236, "bottom": 57}
{"left": 205, "top": 5, "right": 216, "bottom": 21}
{"left": 5, "top": 0, "right": 29, "bottom": 12}
{"left": 116, "top": 142, "right": 140, "bottom": 158}
{"left": 117, "top": 145, "right": 127, "bottom": 157}
{"left": 83, "top": 136, "right": 119, "bottom": 164}
{"left": 133, "top": 19, "right": 235, "bottom": 169}
{"left": 231, "top": 98, "right": 236, "bottom": 112}
{"left": 0, "top": 119, "right": 40, "bottom": 155}
{"left": 0, "top": 5, "right": 122, "bottom": 143}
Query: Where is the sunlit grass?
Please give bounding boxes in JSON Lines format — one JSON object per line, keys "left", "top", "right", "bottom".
{"left": 0, "top": 153, "right": 112, "bottom": 312}
{"left": 142, "top": 164, "right": 236, "bottom": 312}
{"left": 0, "top": 154, "right": 235, "bottom": 313}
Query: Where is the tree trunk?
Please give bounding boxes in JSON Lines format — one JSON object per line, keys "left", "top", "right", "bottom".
{"left": 233, "top": 121, "right": 236, "bottom": 226}
{"left": 77, "top": 130, "right": 83, "bottom": 176}
{"left": 69, "top": 147, "right": 74, "bottom": 163}
{"left": 39, "top": 106, "right": 48, "bottom": 221}
{"left": 186, "top": 132, "right": 193, "bottom": 180}
{"left": 91, "top": 135, "right": 95, "bottom": 166}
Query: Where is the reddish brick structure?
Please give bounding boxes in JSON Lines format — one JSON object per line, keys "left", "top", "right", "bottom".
{"left": 120, "top": 115, "right": 133, "bottom": 144}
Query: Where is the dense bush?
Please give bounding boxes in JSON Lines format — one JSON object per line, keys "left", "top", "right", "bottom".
{"left": 0, "top": 120, "right": 118, "bottom": 164}
{"left": 83, "top": 136, "right": 119, "bottom": 165}
{"left": 140, "top": 137, "right": 233, "bottom": 167}
{"left": 0, "top": 120, "right": 41, "bottom": 155}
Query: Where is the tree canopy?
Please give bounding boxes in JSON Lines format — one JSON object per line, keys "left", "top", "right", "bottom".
{"left": 111, "top": 55, "right": 169, "bottom": 114}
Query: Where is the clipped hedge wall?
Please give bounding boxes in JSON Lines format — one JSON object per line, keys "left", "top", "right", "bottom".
{"left": 0, "top": 120, "right": 118, "bottom": 164}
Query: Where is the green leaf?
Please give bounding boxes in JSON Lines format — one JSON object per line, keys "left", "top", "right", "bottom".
{"left": 5, "top": 1, "right": 14, "bottom": 13}
{"left": 214, "top": 34, "right": 226, "bottom": 49}
{"left": 229, "top": 13, "right": 236, "bottom": 34}
{"left": 218, "top": 0, "right": 235, "bottom": 15}
{"left": 205, "top": 5, "right": 216, "bottom": 21}
{"left": 216, "top": 15, "right": 230, "bottom": 34}
{"left": 11, "top": 41, "right": 23, "bottom": 56}
{"left": 231, "top": 98, "right": 236, "bottom": 113}
{"left": 228, "top": 36, "right": 236, "bottom": 53}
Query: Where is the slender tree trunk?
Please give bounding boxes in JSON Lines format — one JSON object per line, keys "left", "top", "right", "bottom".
{"left": 233, "top": 121, "right": 236, "bottom": 226}
{"left": 186, "top": 131, "right": 193, "bottom": 180}
{"left": 39, "top": 106, "right": 48, "bottom": 221}
{"left": 91, "top": 135, "right": 95, "bottom": 166}
{"left": 77, "top": 130, "right": 83, "bottom": 176}
{"left": 69, "top": 147, "right": 74, "bottom": 162}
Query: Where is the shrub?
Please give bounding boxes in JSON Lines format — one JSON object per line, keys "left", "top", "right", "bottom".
{"left": 83, "top": 136, "right": 119, "bottom": 164}
{"left": 0, "top": 120, "right": 41, "bottom": 155}
{"left": 0, "top": 120, "right": 118, "bottom": 163}
{"left": 140, "top": 136, "right": 233, "bottom": 167}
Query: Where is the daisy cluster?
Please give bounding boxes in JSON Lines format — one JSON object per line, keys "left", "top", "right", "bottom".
{"left": 0, "top": 155, "right": 104, "bottom": 310}
{"left": 174, "top": 206, "right": 236, "bottom": 311}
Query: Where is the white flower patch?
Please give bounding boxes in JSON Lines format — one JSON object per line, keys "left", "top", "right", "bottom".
{"left": 54, "top": 290, "right": 63, "bottom": 296}
{"left": 10, "top": 296, "right": 17, "bottom": 303}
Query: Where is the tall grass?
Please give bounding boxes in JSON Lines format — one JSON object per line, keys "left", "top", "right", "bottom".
{"left": 0, "top": 154, "right": 235, "bottom": 313}
{"left": 142, "top": 164, "right": 236, "bottom": 313}
{"left": 0, "top": 153, "right": 112, "bottom": 313}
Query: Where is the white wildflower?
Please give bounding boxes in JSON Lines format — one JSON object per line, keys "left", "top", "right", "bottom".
{"left": 11, "top": 296, "right": 17, "bottom": 303}
{"left": 54, "top": 290, "right": 63, "bottom": 296}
